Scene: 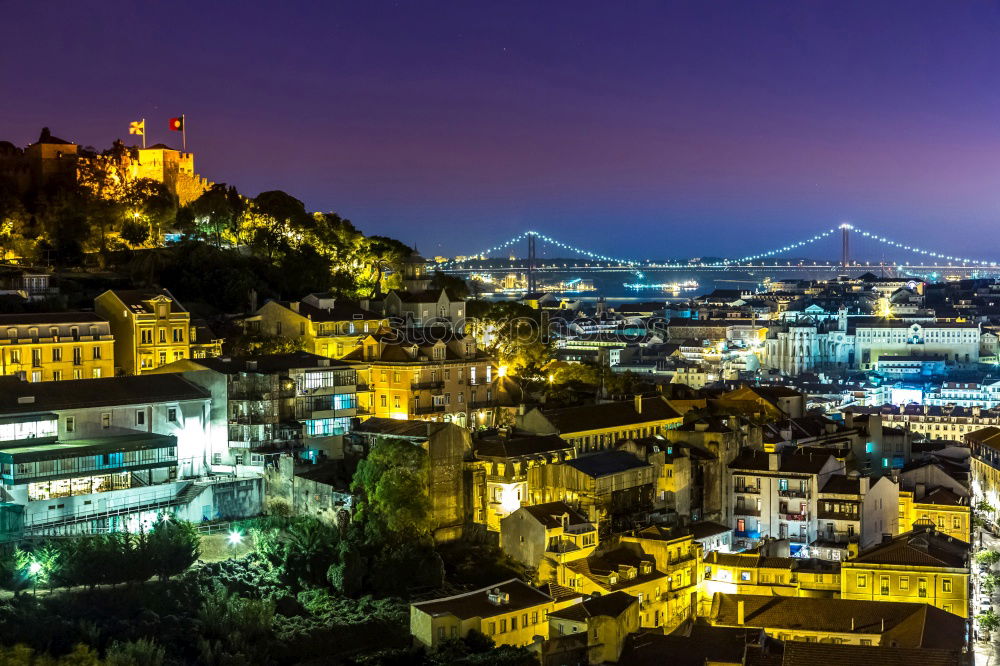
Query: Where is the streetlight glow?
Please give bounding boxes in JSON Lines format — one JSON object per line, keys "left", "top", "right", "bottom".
{"left": 227, "top": 530, "right": 243, "bottom": 546}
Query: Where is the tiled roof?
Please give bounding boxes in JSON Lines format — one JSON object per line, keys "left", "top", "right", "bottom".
{"left": 712, "top": 594, "right": 965, "bottom": 648}
{"left": 0, "top": 375, "right": 208, "bottom": 413}
{"left": 519, "top": 501, "right": 589, "bottom": 529}
{"left": 538, "top": 396, "right": 682, "bottom": 434}
{"left": 274, "top": 299, "right": 382, "bottom": 322}
{"left": 779, "top": 642, "right": 961, "bottom": 666}
{"left": 565, "top": 450, "right": 650, "bottom": 478}
{"left": 619, "top": 623, "right": 752, "bottom": 666}
{"left": 820, "top": 475, "right": 862, "bottom": 494}
{"left": 565, "top": 549, "right": 664, "bottom": 592}
{"left": 350, "top": 417, "right": 452, "bottom": 438}
{"left": 412, "top": 578, "right": 552, "bottom": 620}
{"left": 728, "top": 449, "right": 837, "bottom": 475}
{"left": 0, "top": 312, "right": 107, "bottom": 326}
{"left": 920, "top": 487, "right": 967, "bottom": 507}
{"left": 690, "top": 521, "right": 731, "bottom": 540}
{"left": 548, "top": 591, "right": 637, "bottom": 622}
{"left": 849, "top": 526, "right": 968, "bottom": 568}
{"left": 106, "top": 288, "right": 185, "bottom": 313}
{"left": 475, "top": 434, "right": 572, "bottom": 459}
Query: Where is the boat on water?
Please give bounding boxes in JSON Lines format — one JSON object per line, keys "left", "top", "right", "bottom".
{"left": 623, "top": 279, "right": 698, "bottom": 291}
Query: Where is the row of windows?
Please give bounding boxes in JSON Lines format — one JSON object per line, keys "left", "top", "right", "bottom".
{"left": 856, "top": 573, "right": 952, "bottom": 594}
{"left": 139, "top": 350, "right": 185, "bottom": 368}
{"left": 22, "top": 367, "right": 103, "bottom": 382}
{"left": 139, "top": 328, "right": 186, "bottom": 344}
{"left": 6, "top": 345, "right": 103, "bottom": 366}
{"left": 486, "top": 610, "right": 543, "bottom": 636}
{"left": 6, "top": 446, "right": 178, "bottom": 480}
{"left": 3, "top": 325, "right": 103, "bottom": 341}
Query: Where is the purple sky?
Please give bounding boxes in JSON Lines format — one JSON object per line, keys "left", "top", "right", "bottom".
{"left": 3, "top": 1, "right": 1000, "bottom": 260}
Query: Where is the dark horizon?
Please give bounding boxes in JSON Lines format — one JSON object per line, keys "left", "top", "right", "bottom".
{"left": 4, "top": 1, "right": 1000, "bottom": 260}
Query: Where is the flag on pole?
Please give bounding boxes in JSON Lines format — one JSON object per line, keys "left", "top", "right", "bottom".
{"left": 168, "top": 117, "right": 184, "bottom": 132}
{"left": 128, "top": 120, "right": 145, "bottom": 136}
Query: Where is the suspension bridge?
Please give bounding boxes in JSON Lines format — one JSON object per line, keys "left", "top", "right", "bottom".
{"left": 436, "top": 224, "right": 1000, "bottom": 289}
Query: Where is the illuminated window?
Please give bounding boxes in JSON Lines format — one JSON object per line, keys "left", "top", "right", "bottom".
{"left": 857, "top": 574, "right": 867, "bottom": 588}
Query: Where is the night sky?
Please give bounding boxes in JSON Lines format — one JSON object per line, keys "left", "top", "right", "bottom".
{"left": 3, "top": 1, "right": 1000, "bottom": 260}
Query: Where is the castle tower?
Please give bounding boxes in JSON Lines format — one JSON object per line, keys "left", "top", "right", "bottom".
{"left": 403, "top": 251, "right": 432, "bottom": 293}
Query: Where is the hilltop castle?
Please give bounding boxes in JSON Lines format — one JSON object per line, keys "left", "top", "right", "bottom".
{"left": 0, "top": 127, "right": 213, "bottom": 205}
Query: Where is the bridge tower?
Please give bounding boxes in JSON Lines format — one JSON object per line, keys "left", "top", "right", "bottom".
{"left": 840, "top": 223, "right": 852, "bottom": 269}
{"left": 527, "top": 232, "right": 537, "bottom": 293}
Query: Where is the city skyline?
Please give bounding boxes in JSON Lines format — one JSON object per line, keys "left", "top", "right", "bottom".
{"left": 4, "top": 1, "right": 1000, "bottom": 258}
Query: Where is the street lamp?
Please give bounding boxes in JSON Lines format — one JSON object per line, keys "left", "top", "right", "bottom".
{"left": 227, "top": 530, "right": 243, "bottom": 546}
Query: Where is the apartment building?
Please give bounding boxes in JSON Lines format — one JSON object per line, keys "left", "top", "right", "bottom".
{"left": 841, "top": 521, "right": 969, "bottom": 618}
{"left": 966, "top": 426, "right": 1000, "bottom": 526}
{"left": 518, "top": 396, "right": 684, "bottom": 453}
{"left": 0, "top": 374, "right": 260, "bottom": 537}
{"left": 246, "top": 293, "right": 388, "bottom": 359}
{"left": 152, "top": 352, "right": 361, "bottom": 472}
{"left": 728, "top": 449, "right": 842, "bottom": 553}
{"left": 0, "top": 312, "right": 114, "bottom": 382}
{"left": 348, "top": 330, "right": 495, "bottom": 426}
{"left": 95, "top": 289, "right": 192, "bottom": 374}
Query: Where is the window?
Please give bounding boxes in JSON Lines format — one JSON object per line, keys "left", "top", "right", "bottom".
{"left": 140, "top": 329, "right": 153, "bottom": 344}
{"left": 860, "top": 639, "right": 872, "bottom": 646}
{"left": 740, "top": 570, "right": 751, "bottom": 582}
{"left": 865, "top": 442, "right": 874, "bottom": 453}
{"left": 101, "top": 413, "right": 111, "bottom": 429}
{"left": 882, "top": 457, "right": 889, "bottom": 468}
{"left": 857, "top": 574, "right": 867, "bottom": 589}
{"left": 212, "top": 453, "right": 222, "bottom": 465}
{"left": 953, "top": 516, "right": 961, "bottom": 529}
{"left": 880, "top": 576, "right": 889, "bottom": 595}
{"left": 158, "top": 352, "right": 167, "bottom": 365}
{"left": 52, "top": 370, "right": 61, "bottom": 381}
{"left": 31, "top": 349, "right": 41, "bottom": 367}
{"left": 488, "top": 622, "right": 495, "bottom": 636}
{"left": 900, "top": 576, "right": 909, "bottom": 590}
{"left": 158, "top": 329, "right": 166, "bottom": 344}
{"left": 942, "top": 578, "right": 952, "bottom": 593}
{"left": 167, "top": 408, "right": 177, "bottom": 422}
{"left": 136, "top": 410, "right": 145, "bottom": 426}
{"left": 918, "top": 579, "right": 927, "bottom": 598}
{"left": 65, "top": 417, "right": 75, "bottom": 433}
{"left": 499, "top": 619, "right": 506, "bottom": 633}
{"left": 92, "top": 346, "right": 102, "bottom": 360}
{"left": 92, "top": 368, "right": 102, "bottom": 378}
{"left": 51, "top": 348, "right": 61, "bottom": 362}
{"left": 73, "top": 347, "right": 82, "bottom": 365}
{"left": 172, "top": 328, "right": 184, "bottom": 342}
{"left": 511, "top": 617, "right": 517, "bottom": 630}
{"left": 380, "top": 395, "right": 387, "bottom": 408}
{"left": 445, "top": 393, "right": 451, "bottom": 405}
{"left": 531, "top": 611, "right": 538, "bottom": 625}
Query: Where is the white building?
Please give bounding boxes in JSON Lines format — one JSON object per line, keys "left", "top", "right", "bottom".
{"left": 0, "top": 374, "right": 261, "bottom": 537}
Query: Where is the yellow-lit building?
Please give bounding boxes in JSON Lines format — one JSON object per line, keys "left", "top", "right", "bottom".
{"left": 968, "top": 426, "right": 1000, "bottom": 527}
{"left": 619, "top": 526, "right": 700, "bottom": 629}
{"left": 95, "top": 289, "right": 192, "bottom": 375}
{"left": 500, "top": 501, "right": 596, "bottom": 584}
{"left": 0, "top": 313, "right": 114, "bottom": 382}
{"left": 348, "top": 331, "right": 495, "bottom": 427}
{"left": 546, "top": 592, "right": 639, "bottom": 665}
{"left": 561, "top": 547, "right": 672, "bottom": 630}
{"left": 898, "top": 487, "right": 970, "bottom": 543}
{"left": 700, "top": 551, "right": 841, "bottom": 605}
{"left": 410, "top": 578, "right": 577, "bottom": 649}
{"left": 840, "top": 521, "right": 969, "bottom": 618}
{"left": 517, "top": 396, "right": 684, "bottom": 453}
{"left": 246, "top": 294, "right": 388, "bottom": 359}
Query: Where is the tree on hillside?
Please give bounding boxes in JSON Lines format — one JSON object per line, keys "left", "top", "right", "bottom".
{"left": 189, "top": 183, "right": 245, "bottom": 247}
{"left": 351, "top": 437, "right": 431, "bottom": 536}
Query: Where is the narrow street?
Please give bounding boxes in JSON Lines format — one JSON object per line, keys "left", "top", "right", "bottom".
{"left": 975, "top": 528, "right": 1000, "bottom": 665}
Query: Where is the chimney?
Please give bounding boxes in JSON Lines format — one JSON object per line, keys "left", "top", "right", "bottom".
{"left": 737, "top": 600, "right": 745, "bottom": 625}
{"left": 290, "top": 301, "right": 300, "bottom": 313}
{"left": 635, "top": 394, "right": 643, "bottom": 414}
{"left": 768, "top": 452, "right": 780, "bottom": 471}
{"left": 16, "top": 396, "right": 34, "bottom": 405}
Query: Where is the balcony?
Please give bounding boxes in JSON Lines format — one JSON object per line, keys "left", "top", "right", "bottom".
{"left": 817, "top": 510, "right": 859, "bottom": 521}
{"left": 355, "top": 383, "right": 373, "bottom": 392}
{"left": 734, "top": 529, "right": 761, "bottom": 540}
{"left": 468, "top": 400, "right": 493, "bottom": 410}
{"left": 411, "top": 381, "right": 445, "bottom": 391}
{"left": 778, "top": 489, "right": 809, "bottom": 499}
{"left": 413, "top": 405, "right": 445, "bottom": 415}
{"left": 734, "top": 506, "right": 760, "bottom": 517}
{"left": 784, "top": 513, "right": 808, "bottom": 522}
{"left": 735, "top": 486, "right": 760, "bottom": 495}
